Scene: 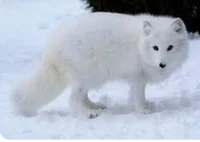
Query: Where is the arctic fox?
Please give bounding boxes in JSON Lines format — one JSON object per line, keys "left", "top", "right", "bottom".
{"left": 14, "top": 12, "right": 188, "bottom": 118}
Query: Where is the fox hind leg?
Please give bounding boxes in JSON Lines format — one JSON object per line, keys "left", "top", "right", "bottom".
{"left": 85, "top": 95, "right": 107, "bottom": 110}
{"left": 69, "top": 85, "right": 106, "bottom": 118}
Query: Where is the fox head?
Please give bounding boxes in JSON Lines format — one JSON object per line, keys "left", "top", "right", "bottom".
{"left": 138, "top": 17, "right": 188, "bottom": 72}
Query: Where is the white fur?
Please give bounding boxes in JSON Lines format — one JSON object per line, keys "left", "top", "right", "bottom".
{"left": 13, "top": 12, "right": 188, "bottom": 118}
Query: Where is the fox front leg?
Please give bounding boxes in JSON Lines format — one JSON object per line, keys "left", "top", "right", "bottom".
{"left": 129, "top": 76, "right": 155, "bottom": 114}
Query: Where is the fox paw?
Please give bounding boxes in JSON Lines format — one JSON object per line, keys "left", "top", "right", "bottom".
{"left": 74, "top": 108, "right": 102, "bottom": 119}
{"left": 89, "top": 113, "right": 99, "bottom": 118}
{"left": 95, "top": 103, "right": 107, "bottom": 110}
{"left": 135, "top": 101, "right": 155, "bottom": 114}
{"left": 87, "top": 109, "right": 101, "bottom": 119}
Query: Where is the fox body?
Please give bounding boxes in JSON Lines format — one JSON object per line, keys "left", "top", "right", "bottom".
{"left": 14, "top": 12, "right": 188, "bottom": 118}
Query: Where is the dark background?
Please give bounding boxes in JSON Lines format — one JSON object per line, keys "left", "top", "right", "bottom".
{"left": 83, "top": 0, "right": 200, "bottom": 33}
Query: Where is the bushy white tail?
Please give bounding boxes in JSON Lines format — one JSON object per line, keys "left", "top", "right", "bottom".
{"left": 13, "top": 61, "right": 67, "bottom": 116}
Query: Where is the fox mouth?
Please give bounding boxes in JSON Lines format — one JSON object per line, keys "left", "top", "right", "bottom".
{"left": 159, "top": 67, "right": 166, "bottom": 70}
{"left": 157, "top": 65, "right": 167, "bottom": 72}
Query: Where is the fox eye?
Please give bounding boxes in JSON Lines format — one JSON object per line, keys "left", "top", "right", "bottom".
{"left": 167, "top": 45, "right": 173, "bottom": 51}
{"left": 153, "top": 46, "right": 159, "bottom": 51}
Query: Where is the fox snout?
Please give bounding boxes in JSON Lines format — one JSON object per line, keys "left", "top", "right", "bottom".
{"left": 159, "top": 62, "right": 166, "bottom": 69}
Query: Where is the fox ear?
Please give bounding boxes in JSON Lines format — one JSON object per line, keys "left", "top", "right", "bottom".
{"left": 171, "top": 18, "right": 185, "bottom": 33}
{"left": 143, "top": 20, "right": 153, "bottom": 36}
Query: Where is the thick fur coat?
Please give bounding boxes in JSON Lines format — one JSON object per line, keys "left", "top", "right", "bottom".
{"left": 14, "top": 12, "right": 188, "bottom": 118}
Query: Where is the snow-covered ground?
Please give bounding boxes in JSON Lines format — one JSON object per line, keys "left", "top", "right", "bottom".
{"left": 1, "top": 0, "right": 200, "bottom": 139}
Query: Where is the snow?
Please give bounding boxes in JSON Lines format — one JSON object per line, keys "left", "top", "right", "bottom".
{"left": 188, "top": 32, "right": 200, "bottom": 39}
{"left": 1, "top": 0, "right": 200, "bottom": 139}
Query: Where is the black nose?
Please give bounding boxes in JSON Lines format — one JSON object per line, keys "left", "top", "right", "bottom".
{"left": 159, "top": 63, "right": 166, "bottom": 68}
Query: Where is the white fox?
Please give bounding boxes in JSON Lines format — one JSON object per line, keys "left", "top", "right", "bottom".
{"left": 14, "top": 12, "right": 188, "bottom": 118}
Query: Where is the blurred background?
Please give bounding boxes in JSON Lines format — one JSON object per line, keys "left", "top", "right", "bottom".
{"left": 83, "top": 0, "right": 200, "bottom": 37}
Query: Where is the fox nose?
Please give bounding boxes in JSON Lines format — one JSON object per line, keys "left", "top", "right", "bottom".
{"left": 159, "top": 62, "right": 166, "bottom": 69}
